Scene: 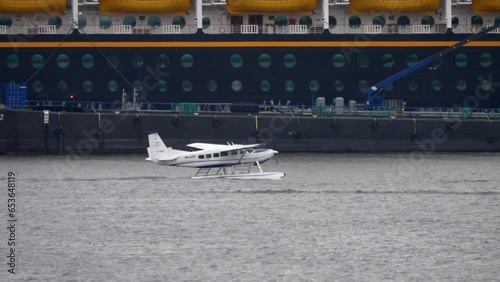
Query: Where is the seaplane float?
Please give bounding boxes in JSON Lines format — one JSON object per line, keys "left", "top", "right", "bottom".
{"left": 145, "top": 133, "right": 285, "bottom": 180}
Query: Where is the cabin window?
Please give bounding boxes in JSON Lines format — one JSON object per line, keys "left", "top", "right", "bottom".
{"left": 123, "top": 16, "right": 137, "bottom": 28}
{"left": 359, "top": 80, "right": 369, "bottom": 91}
{"left": 283, "top": 54, "right": 296, "bottom": 69}
{"left": 260, "top": 80, "right": 270, "bottom": 92}
{"left": 397, "top": 16, "right": 410, "bottom": 26}
{"left": 231, "top": 150, "right": 238, "bottom": 155}
{"left": 452, "top": 17, "right": 459, "bottom": 28}
{"left": 309, "top": 80, "right": 320, "bottom": 92}
{"left": 406, "top": 54, "right": 419, "bottom": 67}
{"left": 107, "top": 55, "right": 119, "bottom": 68}
{"left": 48, "top": 16, "right": 62, "bottom": 28}
{"left": 329, "top": 16, "right": 337, "bottom": 29}
{"left": 183, "top": 80, "right": 193, "bottom": 92}
{"left": 299, "top": 16, "right": 312, "bottom": 28}
{"left": 100, "top": 16, "right": 112, "bottom": 29}
{"left": 381, "top": 54, "right": 394, "bottom": 68}
{"left": 373, "top": 16, "right": 385, "bottom": 27}
{"left": 172, "top": 16, "right": 186, "bottom": 28}
{"left": 421, "top": 16, "right": 435, "bottom": 27}
{"left": 455, "top": 53, "right": 467, "bottom": 68}
{"left": 202, "top": 17, "right": 210, "bottom": 29}
{"left": 158, "top": 80, "right": 168, "bottom": 92}
{"left": 207, "top": 80, "right": 218, "bottom": 92}
{"left": 56, "top": 54, "right": 70, "bottom": 69}
{"left": 258, "top": 54, "right": 271, "bottom": 68}
{"left": 6, "top": 54, "right": 19, "bottom": 69}
{"left": 83, "top": 81, "right": 93, "bottom": 93}
{"left": 275, "top": 16, "right": 287, "bottom": 27}
{"left": 284, "top": 80, "right": 295, "bottom": 92}
{"left": 181, "top": 54, "right": 194, "bottom": 68}
{"left": 332, "top": 54, "right": 346, "bottom": 68}
{"left": 480, "top": 53, "right": 492, "bottom": 68}
{"left": 349, "top": 16, "right": 361, "bottom": 29}
{"left": 78, "top": 15, "right": 87, "bottom": 29}
{"left": 157, "top": 54, "right": 169, "bottom": 69}
{"left": 148, "top": 16, "right": 161, "bottom": 27}
{"left": 334, "top": 80, "right": 344, "bottom": 92}
{"left": 108, "top": 81, "right": 118, "bottom": 92}
{"left": 0, "top": 16, "right": 12, "bottom": 27}
{"left": 357, "top": 54, "right": 370, "bottom": 68}
{"left": 57, "top": 81, "right": 68, "bottom": 93}
{"left": 198, "top": 155, "right": 204, "bottom": 159}
{"left": 232, "top": 80, "right": 242, "bottom": 92}
{"left": 31, "top": 54, "right": 45, "bottom": 69}
{"left": 221, "top": 151, "right": 229, "bottom": 156}
{"left": 81, "top": 54, "right": 94, "bottom": 68}
{"left": 230, "top": 54, "right": 243, "bottom": 68}
{"left": 205, "top": 154, "right": 211, "bottom": 158}
{"left": 456, "top": 80, "right": 467, "bottom": 91}
{"left": 471, "top": 16, "right": 483, "bottom": 27}
{"left": 214, "top": 153, "right": 220, "bottom": 158}
{"left": 32, "top": 81, "right": 43, "bottom": 93}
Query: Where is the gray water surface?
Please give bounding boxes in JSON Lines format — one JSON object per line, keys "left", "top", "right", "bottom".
{"left": 1, "top": 153, "right": 499, "bottom": 281}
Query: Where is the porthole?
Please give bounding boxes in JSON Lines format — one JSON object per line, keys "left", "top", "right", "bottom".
{"left": 309, "top": 80, "right": 320, "bottom": 92}
{"left": 373, "top": 16, "right": 385, "bottom": 26}
{"left": 433, "top": 80, "right": 442, "bottom": 91}
{"left": 131, "top": 54, "right": 144, "bottom": 68}
{"left": 258, "top": 54, "right": 271, "bottom": 68}
{"left": 455, "top": 53, "right": 467, "bottom": 68}
{"left": 299, "top": 16, "right": 312, "bottom": 28}
{"left": 202, "top": 17, "right": 210, "bottom": 29}
{"left": 408, "top": 79, "right": 418, "bottom": 92}
{"left": 481, "top": 80, "right": 492, "bottom": 91}
{"left": 156, "top": 54, "right": 169, "bottom": 69}
{"left": 57, "top": 81, "right": 68, "bottom": 93}
{"left": 283, "top": 54, "right": 296, "bottom": 68}
{"left": 230, "top": 54, "right": 243, "bottom": 68}
{"left": 0, "top": 16, "right": 12, "bottom": 27}
{"left": 78, "top": 15, "right": 87, "bottom": 29}
{"left": 32, "top": 81, "right": 43, "bottom": 93}
{"left": 107, "top": 55, "right": 119, "bottom": 68}
{"left": 452, "top": 17, "right": 459, "bottom": 28}
{"left": 349, "top": 16, "right": 361, "bottom": 29}
{"left": 260, "top": 80, "right": 270, "bottom": 92}
{"left": 471, "top": 15, "right": 483, "bottom": 27}
{"left": 6, "top": 54, "right": 19, "bottom": 69}
{"left": 456, "top": 80, "right": 467, "bottom": 91}
{"left": 81, "top": 54, "right": 94, "bottom": 68}
{"left": 496, "top": 16, "right": 500, "bottom": 25}
{"left": 406, "top": 54, "right": 419, "bottom": 67}
{"left": 232, "top": 80, "right": 242, "bottom": 92}
{"left": 285, "top": 80, "right": 295, "bottom": 92}
{"left": 182, "top": 80, "right": 193, "bottom": 92}
{"left": 172, "top": 16, "right": 186, "bottom": 28}
{"left": 275, "top": 16, "right": 287, "bottom": 27}
{"left": 207, "top": 80, "right": 217, "bottom": 92}
{"left": 108, "top": 80, "right": 118, "bottom": 92}
{"left": 181, "top": 54, "right": 194, "bottom": 68}
{"left": 332, "top": 54, "right": 345, "bottom": 68}
{"left": 397, "top": 16, "right": 410, "bottom": 26}
{"left": 359, "top": 80, "right": 369, "bottom": 90}
{"left": 334, "top": 80, "right": 344, "bottom": 92}
{"left": 430, "top": 57, "right": 444, "bottom": 68}
{"left": 56, "top": 54, "right": 70, "bottom": 69}
{"left": 357, "top": 54, "right": 370, "bottom": 68}
{"left": 421, "top": 15, "right": 434, "bottom": 27}
{"left": 32, "top": 54, "right": 45, "bottom": 69}
{"left": 123, "top": 16, "right": 136, "bottom": 28}
{"left": 48, "top": 16, "right": 62, "bottom": 28}
{"left": 83, "top": 80, "right": 93, "bottom": 92}
{"left": 148, "top": 16, "right": 161, "bottom": 27}
{"left": 158, "top": 80, "right": 167, "bottom": 92}
{"left": 382, "top": 54, "right": 394, "bottom": 68}
{"left": 100, "top": 16, "right": 112, "bottom": 29}
{"left": 480, "top": 53, "right": 492, "bottom": 68}
{"left": 329, "top": 16, "right": 337, "bottom": 29}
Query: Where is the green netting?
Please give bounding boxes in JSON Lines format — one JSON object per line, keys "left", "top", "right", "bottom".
{"left": 372, "top": 107, "right": 392, "bottom": 117}
{"left": 460, "top": 107, "right": 471, "bottom": 119}
{"left": 315, "top": 105, "right": 329, "bottom": 117}
{"left": 178, "top": 103, "right": 198, "bottom": 115}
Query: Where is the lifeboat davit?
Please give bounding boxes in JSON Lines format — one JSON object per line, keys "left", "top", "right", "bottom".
{"left": 349, "top": 0, "right": 440, "bottom": 14}
{"left": 226, "top": 0, "right": 317, "bottom": 15}
{"left": 0, "top": 0, "right": 67, "bottom": 14}
{"left": 472, "top": 0, "right": 500, "bottom": 14}
{"left": 99, "top": 0, "right": 191, "bottom": 14}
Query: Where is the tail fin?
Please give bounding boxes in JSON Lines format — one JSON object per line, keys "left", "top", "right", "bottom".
{"left": 146, "top": 133, "right": 185, "bottom": 162}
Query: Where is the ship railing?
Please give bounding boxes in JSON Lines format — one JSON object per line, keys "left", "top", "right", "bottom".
{"left": 289, "top": 25, "right": 308, "bottom": 34}
{"left": 363, "top": 25, "right": 382, "bottom": 34}
{"left": 0, "top": 25, "right": 6, "bottom": 34}
{"left": 451, "top": 0, "right": 472, "bottom": 4}
{"left": 241, "top": 25, "right": 259, "bottom": 34}
{"left": 162, "top": 25, "right": 181, "bottom": 34}
{"left": 113, "top": 25, "right": 132, "bottom": 34}
{"left": 328, "top": 0, "right": 350, "bottom": 5}
{"left": 37, "top": 25, "right": 57, "bottom": 34}
{"left": 202, "top": 0, "right": 227, "bottom": 5}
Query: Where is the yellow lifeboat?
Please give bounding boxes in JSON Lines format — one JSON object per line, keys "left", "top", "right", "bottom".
{"left": 350, "top": 0, "right": 440, "bottom": 14}
{"left": 99, "top": 0, "right": 191, "bottom": 14}
{"left": 0, "top": 0, "right": 67, "bottom": 14}
{"left": 226, "top": 0, "right": 317, "bottom": 15}
{"left": 472, "top": 0, "right": 500, "bottom": 14}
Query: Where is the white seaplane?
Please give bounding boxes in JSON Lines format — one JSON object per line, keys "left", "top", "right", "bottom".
{"left": 146, "top": 133, "right": 285, "bottom": 180}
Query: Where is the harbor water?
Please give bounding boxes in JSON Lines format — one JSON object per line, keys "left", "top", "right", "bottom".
{"left": 1, "top": 153, "right": 499, "bottom": 281}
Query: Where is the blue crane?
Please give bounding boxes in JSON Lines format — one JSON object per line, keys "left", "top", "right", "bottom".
{"left": 362, "top": 22, "right": 500, "bottom": 108}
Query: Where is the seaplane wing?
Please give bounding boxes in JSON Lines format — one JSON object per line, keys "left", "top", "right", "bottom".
{"left": 187, "top": 142, "right": 265, "bottom": 151}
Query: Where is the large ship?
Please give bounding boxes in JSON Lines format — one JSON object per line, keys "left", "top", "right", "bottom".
{"left": 0, "top": 0, "right": 499, "bottom": 108}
